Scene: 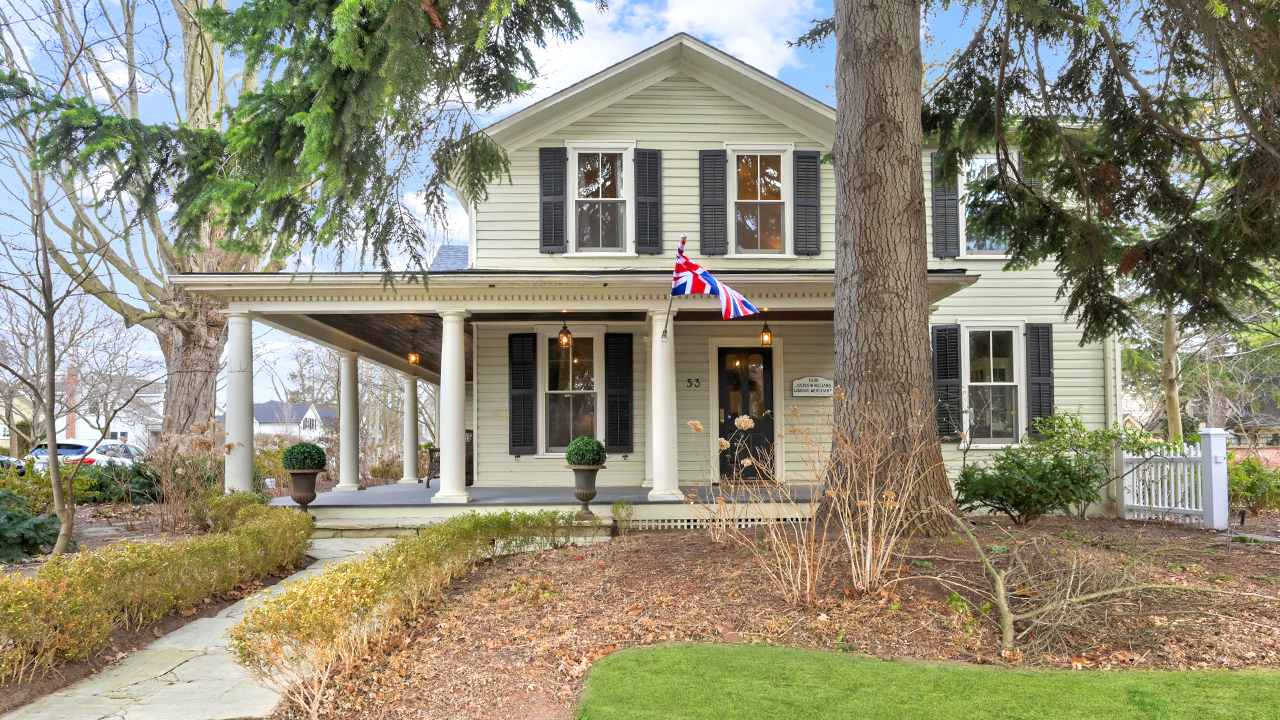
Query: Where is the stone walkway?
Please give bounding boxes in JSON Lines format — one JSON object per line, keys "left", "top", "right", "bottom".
{"left": 4, "top": 538, "right": 393, "bottom": 720}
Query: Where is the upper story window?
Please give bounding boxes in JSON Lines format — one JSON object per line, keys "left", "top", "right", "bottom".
{"left": 966, "top": 327, "right": 1019, "bottom": 442}
{"left": 726, "top": 143, "right": 793, "bottom": 255}
{"left": 962, "top": 155, "right": 1009, "bottom": 256}
{"left": 567, "top": 141, "right": 635, "bottom": 254}
{"left": 576, "top": 152, "right": 625, "bottom": 251}
{"left": 735, "top": 154, "right": 784, "bottom": 253}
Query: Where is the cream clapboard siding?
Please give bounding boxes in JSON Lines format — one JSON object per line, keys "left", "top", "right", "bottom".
{"left": 473, "top": 323, "right": 648, "bottom": 486}
{"left": 475, "top": 73, "right": 836, "bottom": 270}
{"left": 461, "top": 71, "right": 1115, "bottom": 487}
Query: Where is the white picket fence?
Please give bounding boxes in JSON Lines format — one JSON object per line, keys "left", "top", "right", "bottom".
{"left": 1122, "top": 428, "right": 1230, "bottom": 530}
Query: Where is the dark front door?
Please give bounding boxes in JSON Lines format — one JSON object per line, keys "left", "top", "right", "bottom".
{"left": 718, "top": 347, "right": 774, "bottom": 483}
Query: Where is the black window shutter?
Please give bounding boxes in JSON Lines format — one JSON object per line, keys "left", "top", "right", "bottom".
{"left": 508, "top": 333, "right": 537, "bottom": 454}
{"left": 1018, "top": 152, "right": 1042, "bottom": 192}
{"left": 604, "top": 333, "right": 634, "bottom": 453}
{"left": 635, "top": 149, "right": 663, "bottom": 254}
{"left": 793, "top": 150, "right": 821, "bottom": 256}
{"left": 539, "top": 147, "right": 567, "bottom": 254}
{"left": 932, "top": 324, "right": 962, "bottom": 441}
{"left": 932, "top": 152, "right": 960, "bottom": 258}
{"left": 699, "top": 149, "right": 727, "bottom": 255}
{"left": 1026, "top": 323, "right": 1055, "bottom": 438}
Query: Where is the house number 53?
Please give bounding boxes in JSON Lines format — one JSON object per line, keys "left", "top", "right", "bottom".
{"left": 685, "top": 378, "right": 701, "bottom": 388}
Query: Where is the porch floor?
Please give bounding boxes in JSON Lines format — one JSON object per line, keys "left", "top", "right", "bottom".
{"left": 273, "top": 482, "right": 817, "bottom": 508}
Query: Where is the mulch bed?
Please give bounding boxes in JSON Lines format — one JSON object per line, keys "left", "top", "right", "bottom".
{"left": 295, "top": 513, "right": 1280, "bottom": 720}
{"left": 0, "top": 555, "right": 315, "bottom": 716}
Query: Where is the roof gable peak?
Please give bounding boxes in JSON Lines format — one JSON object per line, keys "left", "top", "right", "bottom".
{"left": 484, "top": 33, "right": 834, "bottom": 151}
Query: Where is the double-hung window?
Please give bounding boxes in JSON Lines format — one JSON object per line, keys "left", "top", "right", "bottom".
{"left": 965, "top": 327, "right": 1020, "bottom": 442}
{"left": 726, "top": 143, "right": 792, "bottom": 255}
{"left": 567, "top": 142, "right": 634, "bottom": 254}
{"left": 961, "top": 155, "right": 1009, "bottom": 256}
{"left": 540, "top": 326, "right": 605, "bottom": 452}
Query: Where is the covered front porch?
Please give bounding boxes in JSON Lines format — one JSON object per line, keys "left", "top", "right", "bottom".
{"left": 179, "top": 268, "right": 975, "bottom": 527}
{"left": 275, "top": 482, "right": 820, "bottom": 536}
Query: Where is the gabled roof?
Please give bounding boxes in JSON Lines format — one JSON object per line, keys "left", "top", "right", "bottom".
{"left": 483, "top": 33, "right": 835, "bottom": 152}
{"left": 253, "top": 401, "right": 316, "bottom": 424}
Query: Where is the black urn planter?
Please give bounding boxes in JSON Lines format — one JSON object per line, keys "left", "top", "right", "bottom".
{"left": 567, "top": 465, "right": 605, "bottom": 520}
{"left": 287, "top": 470, "right": 320, "bottom": 513}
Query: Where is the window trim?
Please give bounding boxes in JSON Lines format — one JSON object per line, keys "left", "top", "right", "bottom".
{"left": 535, "top": 323, "right": 607, "bottom": 455}
{"left": 725, "top": 142, "right": 794, "bottom": 257}
{"left": 958, "top": 151, "right": 1017, "bottom": 259}
{"left": 565, "top": 141, "right": 636, "bottom": 256}
{"left": 959, "top": 320, "right": 1027, "bottom": 447}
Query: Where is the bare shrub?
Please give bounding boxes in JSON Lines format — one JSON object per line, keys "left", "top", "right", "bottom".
{"left": 826, "top": 393, "right": 941, "bottom": 593}
{"left": 144, "top": 424, "right": 225, "bottom": 531}
{"left": 685, "top": 413, "right": 837, "bottom": 606}
{"left": 935, "top": 502, "right": 1219, "bottom": 659}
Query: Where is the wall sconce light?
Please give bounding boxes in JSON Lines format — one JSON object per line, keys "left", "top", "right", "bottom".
{"left": 760, "top": 318, "right": 773, "bottom": 347}
{"left": 558, "top": 321, "right": 573, "bottom": 347}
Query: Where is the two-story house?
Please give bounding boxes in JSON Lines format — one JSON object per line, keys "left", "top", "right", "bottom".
{"left": 178, "top": 34, "right": 1122, "bottom": 532}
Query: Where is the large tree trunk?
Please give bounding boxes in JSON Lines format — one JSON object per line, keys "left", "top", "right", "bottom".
{"left": 1162, "top": 305, "right": 1183, "bottom": 442}
{"left": 833, "top": 0, "right": 954, "bottom": 534}
{"left": 155, "top": 290, "right": 226, "bottom": 434}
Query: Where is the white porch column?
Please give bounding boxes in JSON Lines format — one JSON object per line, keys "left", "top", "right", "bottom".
{"left": 434, "top": 311, "right": 472, "bottom": 503}
{"left": 648, "top": 309, "right": 681, "bottom": 501}
{"left": 224, "top": 311, "right": 255, "bottom": 494}
{"left": 335, "top": 351, "right": 362, "bottom": 491}
{"left": 399, "top": 373, "right": 420, "bottom": 484}
{"left": 642, "top": 334, "right": 654, "bottom": 487}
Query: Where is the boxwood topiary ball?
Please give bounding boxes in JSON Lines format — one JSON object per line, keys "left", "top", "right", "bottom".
{"left": 565, "top": 436, "right": 606, "bottom": 466}
{"left": 282, "top": 442, "right": 327, "bottom": 471}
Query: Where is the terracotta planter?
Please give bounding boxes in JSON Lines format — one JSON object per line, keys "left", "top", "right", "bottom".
{"left": 567, "top": 465, "right": 605, "bottom": 520}
{"left": 287, "top": 469, "right": 320, "bottom": 513}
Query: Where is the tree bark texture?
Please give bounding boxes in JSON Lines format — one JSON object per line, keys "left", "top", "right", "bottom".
{"left": 1162, "top": 305, "right": 1183, "bottom": 442}
{"left": 154, "top": 289, "right": 226, "bottom": 433}
{"left": 833, "top": 0, "right": 955, "bottom": 534}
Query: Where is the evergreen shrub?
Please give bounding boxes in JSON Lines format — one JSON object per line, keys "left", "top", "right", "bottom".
{"left": 565, "top": 436, "right": 606, "bottom": 466}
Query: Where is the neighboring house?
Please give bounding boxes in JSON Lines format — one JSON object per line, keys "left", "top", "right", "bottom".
{"left": 0, "top": 381, "right": 163, "bottom": 452}
{"left": 216, "top": 401, "right": 326, "bottom": 441}
{"left": 178, "top": 35, "right": 1123, "bottom": 522}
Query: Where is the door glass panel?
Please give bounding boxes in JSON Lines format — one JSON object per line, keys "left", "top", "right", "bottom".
{"left": 724, "top": 353, "right": 743, "bottom": 417}
{"left": 747, "top": 353, "right": 765, "bottom": 417}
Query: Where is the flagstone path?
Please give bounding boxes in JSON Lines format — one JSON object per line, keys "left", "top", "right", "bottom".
{"left": 3, "top": 537, "right": 393, "bottom": 720}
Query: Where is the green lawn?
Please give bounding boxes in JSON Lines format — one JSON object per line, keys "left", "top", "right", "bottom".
{"left": 576, "top": 644, "right": 1280, "bottom": 720}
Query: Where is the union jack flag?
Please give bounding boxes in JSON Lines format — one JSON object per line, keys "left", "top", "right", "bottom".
{"left": 671, "top": 238, "right": 760, "bottom": 320}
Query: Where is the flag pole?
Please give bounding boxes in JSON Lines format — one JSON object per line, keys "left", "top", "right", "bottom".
{"left": 661, "top": 233, "right": 685, "bottom": 339}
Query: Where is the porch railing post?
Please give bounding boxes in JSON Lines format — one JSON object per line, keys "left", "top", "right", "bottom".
{"left": 1200, "top": 428, "right": 1230, "bottom": 531}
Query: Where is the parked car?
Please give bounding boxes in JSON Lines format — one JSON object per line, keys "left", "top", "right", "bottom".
{"left": 91, "top": 443, "right": 146, "bottom": 467}
{"left": 0, "top": 454, "right": 26, "bottom": 476}
{"left": 25, "top": 442, "right": 93, "bottom": 471}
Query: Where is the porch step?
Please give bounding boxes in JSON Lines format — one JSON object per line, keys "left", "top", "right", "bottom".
{"left": 312, "top": 518, "right": 617, "bottom": 541}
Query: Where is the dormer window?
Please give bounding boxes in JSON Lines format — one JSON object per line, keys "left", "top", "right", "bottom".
{"left": 566, "top": 141, "right": 635, "bottom": 254}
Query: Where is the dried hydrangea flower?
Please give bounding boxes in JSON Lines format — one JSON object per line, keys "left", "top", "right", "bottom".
{"left": 734, "top": 415, "right": 755, "bottom": 430}
{"left": 717, "top": 438, "right": 730, "bottom": 451}
{"left": 687, "top": 420, "right": 705, "bottom": 433}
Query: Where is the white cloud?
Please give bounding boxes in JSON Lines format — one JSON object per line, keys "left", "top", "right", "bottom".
{"left": 483, "top": 0, "right": 820, "bottom": 122}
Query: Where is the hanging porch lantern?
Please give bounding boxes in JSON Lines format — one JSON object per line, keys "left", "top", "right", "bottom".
{"left": 760, "top": 317, "right": 772, "bottom": 347}
{"left": 407, "top": 328, "right": 420, "bottom": 365}
{"left": 558, "top": 321, "right": 573, "bottom": 348}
